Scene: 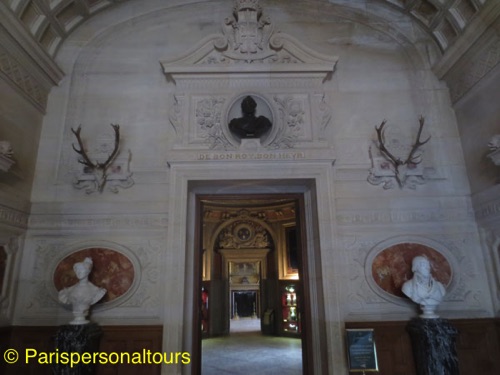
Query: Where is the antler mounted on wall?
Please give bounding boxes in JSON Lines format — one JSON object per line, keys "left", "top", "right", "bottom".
{"left": 71, "top": 124, "right": 134, "bottom": 194}
{"left": 368, "top": 116, "right": 431, "bottom": 189}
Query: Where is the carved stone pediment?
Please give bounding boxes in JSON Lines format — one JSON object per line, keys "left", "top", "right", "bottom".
{"left": 160, "top": 0, "right": 337, "bottom": 81}
{"left": 162, "top": 0, "right": 337, "bottom": 157}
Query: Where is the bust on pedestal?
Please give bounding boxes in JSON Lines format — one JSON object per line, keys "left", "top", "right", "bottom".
{"left": 403, "top": 256, "right": 458, "bottom": 375}
{"left": 55, "top": 257, "right": 106, "bottom": 374}
{"left": 58, "top": 257, "right": 106, "bottom": 325}
{"left": 402, "top": 256, "right": 446, "bottom": 319}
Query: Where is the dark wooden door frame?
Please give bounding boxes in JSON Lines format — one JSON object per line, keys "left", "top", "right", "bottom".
{"left": 191, "top": 193, "right": 314, "bottom": 375}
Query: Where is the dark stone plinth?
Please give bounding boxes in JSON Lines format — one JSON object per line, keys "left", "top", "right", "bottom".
{"left": 407, "top": 318, "right": 459, "bottom": 375}
{"left": 53, "top": 323, "right": 102, "bottom": 375}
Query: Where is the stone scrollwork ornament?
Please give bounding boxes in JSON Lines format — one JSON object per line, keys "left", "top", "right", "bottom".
{"left": 315, "top": 93, "right": 332, "bottom": 140}
{"left": 196, "top": 97, "right": 233, "bottom": 150}
{"left": 487, "top": 134, "right": 500, "bottom": 170}
{"left": 168, "top": 94, "right": 184, "bottom": 137}
{"left": 368, "top": 116, "right": 430, "bottom": 189}
{"left": 0, "top": 141, "right": 15, "bottom": 172}
{"left": 269, "top": 95, "right": 305, "bottom": 149}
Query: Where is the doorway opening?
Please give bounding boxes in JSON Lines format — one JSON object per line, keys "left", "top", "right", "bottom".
{"left": 232, "top": 291, "right": 257, "bottom": 319}
{"left": 194, "top": 194, "right": 310, "bottom": 374}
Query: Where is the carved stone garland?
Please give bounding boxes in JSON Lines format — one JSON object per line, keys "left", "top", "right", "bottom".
{"left": 195, "top": 97, "right": 233, "bottom": 150}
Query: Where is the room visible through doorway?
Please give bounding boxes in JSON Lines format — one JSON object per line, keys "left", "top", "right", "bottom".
{"left": 195, "top": 194, "right": 309, "bottom": 374}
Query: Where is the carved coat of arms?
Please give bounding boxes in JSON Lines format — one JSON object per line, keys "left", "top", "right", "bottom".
{"left": 222, "top": 0, "right": 274, "bottom": 61}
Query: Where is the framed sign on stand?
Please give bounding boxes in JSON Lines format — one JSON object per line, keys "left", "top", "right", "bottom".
{"left": 346, "top": 328, "right": 379, "bottom": 373}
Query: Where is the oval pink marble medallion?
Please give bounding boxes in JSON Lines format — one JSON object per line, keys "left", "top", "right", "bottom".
{"left": 53, "top": 248, "right": 134, "bottom": 303}
{"left": 371, "top": 243, "right": 452, "bottom": 298}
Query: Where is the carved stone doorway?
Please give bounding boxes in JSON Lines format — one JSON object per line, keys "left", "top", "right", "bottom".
{"left": 165, "top": 173, "right": 334, "bottom": 375}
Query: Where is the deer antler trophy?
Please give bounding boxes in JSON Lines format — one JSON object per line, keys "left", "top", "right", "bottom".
{"left": 369, "top": 116, "right": 431, "bottom": 189}
{"left": 71, "top": 124, "right": 121, "bottom": 193}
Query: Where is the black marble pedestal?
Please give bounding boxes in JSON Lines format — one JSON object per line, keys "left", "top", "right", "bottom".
{"left": 53, "top": 323, "right": 102, "bottom": 375}
{"left": 407, "top": 318, "right": 459, "bottom": 375}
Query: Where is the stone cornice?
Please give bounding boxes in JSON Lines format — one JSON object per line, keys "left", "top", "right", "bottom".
{"left": 434, "top": 4, "right": 500, "bottom": 103}
{"left": 336, "top": 207, "right": 474, "bottom": 226}
{"left": 0, "top": 205, "right": 29, "bottom": 230}
{"left": 27, "top": 214, "right": 167, "bottom": 232}
{"left": 0, "top": 31, "right": 62, "bottom": 112}
{"left": 0, "top": 3, "right": 64, "bottom": 86}
{"left": 474, "top": 197, "right": 500, "bottom": 223}
{"left": 0, "top": 2, "right": 64, "bottom": 112}
{"left": 161, "top": 31, "right": 338, "bottom": 84}
{"left": 432, "top": 0, "right": 500, "bottom": 79}
{"left": 0, "top": 42, "right": 48, "bottom": 111}
{"left": 445, "top": 32, "right": 500, "bottom": 104}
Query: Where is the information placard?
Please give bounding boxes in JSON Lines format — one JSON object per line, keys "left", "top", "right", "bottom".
{"left": 346, "top": 328, "right": 379, "bottom": 372}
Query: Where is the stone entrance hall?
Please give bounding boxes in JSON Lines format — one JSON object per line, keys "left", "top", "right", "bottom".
{"left": 1, "top": 0, "right": 500, "bottom": 374}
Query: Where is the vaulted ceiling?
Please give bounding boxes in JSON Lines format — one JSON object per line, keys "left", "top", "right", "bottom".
{"left": 0, "top": 0, "right": 498, "bottom": 112}
{"left": 0, "top": 0, "right": 490, "bottom": 58}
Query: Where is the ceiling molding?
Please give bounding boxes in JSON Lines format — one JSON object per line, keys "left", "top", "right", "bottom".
{"left": 432, "top": 0, "right": 500, "bottom": 78}
{"left": 0, "top": 0, "right": 496, "bottom": 112}
{"left": 0, "top": 2, "right": 64, "bottom": 85}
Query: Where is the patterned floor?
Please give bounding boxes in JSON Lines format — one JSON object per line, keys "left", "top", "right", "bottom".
{"left": 202, "top": 318, "right": 302, "bottom": 374}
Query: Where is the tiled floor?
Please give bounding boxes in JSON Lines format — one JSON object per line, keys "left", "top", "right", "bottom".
{"left": 202, "top": 318, "right": 302, "bottom": 374}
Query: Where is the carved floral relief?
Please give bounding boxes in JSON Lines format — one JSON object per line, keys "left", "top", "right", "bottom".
{"left": 270, "top": 95, "right": 306, "bottom": 149}
{"left": 195, "top": 97, "right": 233, "bottom": 150}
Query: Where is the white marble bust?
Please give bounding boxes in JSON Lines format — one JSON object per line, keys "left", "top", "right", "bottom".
{"left": 402, "top": 256, "right": 446, "bottom": 319}
{"left": 58, "top": 257, "right": 107, "bottom": 325}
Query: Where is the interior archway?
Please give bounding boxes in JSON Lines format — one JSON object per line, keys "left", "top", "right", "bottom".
{"left": 197, "top": 195, "right": 304, "bottom": 374}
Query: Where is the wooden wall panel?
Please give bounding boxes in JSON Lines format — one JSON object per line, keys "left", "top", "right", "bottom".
{"left": 4, "top": 326, "right": 57, "bottom": 375}
{"left": 3, "top": 319, "right": 500, "bottom": 374}
{"left": 454, "top": 319, "right": 500, "bottom": 374}
{"left": 1, "top": 325, "right": 162, "bottom": 375}
{"left": 345, "top": 321, "right": 416, "bottom": 375}
{"left": 96, "top": 326, "right": 162, "bottom": 375}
